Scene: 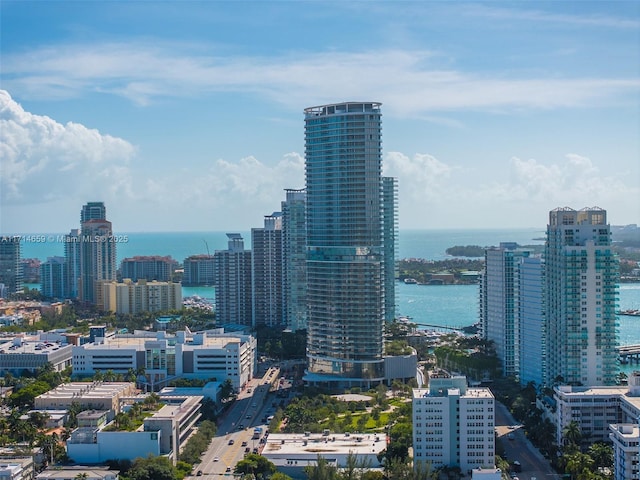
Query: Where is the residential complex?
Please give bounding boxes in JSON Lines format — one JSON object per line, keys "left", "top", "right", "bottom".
{"left": 119, "top": 255, "right": 177, "bottom": 282}
{"left": 304, "top": 102, "right": 390, "bottom": 387}
{"left": 252, "top": 213, "right": 284, "bottom": 329}
{"left": 214, "top": 234, "right": 252, "bottom": 326}
{"left": 518, "top": 256, "right": 545, "bottom": 386}
{"left": 0, "top": 236, "right": 22, "bottom": 297}
{"left": 545, "top": 207, "right": 618, "bottom": 386}
{"left": 79, "top": 203, "right": 117, "bottom": 305}
{"left": 281, "top": 188, "right": 307, "bottom": 332}
{"left": 182, "top": 254, "right": 215, "bottom": 286}
{"left": 40, "top": 256, "right": 66, "bottom": 299}
{"left": 413, "top": 374, "right": 495, "bottom": 473}
{"left": 102, "top": 279, "right": 182, "bottom": 314}
{"left": 479, "top": 243, "right": 531, "bottom": 377}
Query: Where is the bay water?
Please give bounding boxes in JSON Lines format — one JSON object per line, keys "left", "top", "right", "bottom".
{"left": 19, "top": 229, "right": 640, "bottom": 356}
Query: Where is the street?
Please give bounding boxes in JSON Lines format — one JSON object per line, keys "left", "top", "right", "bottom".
{"left": 495, "top": 402, "right": 558, "bottom": 479}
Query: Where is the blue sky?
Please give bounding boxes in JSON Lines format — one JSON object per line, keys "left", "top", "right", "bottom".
{"left": 1, "top": 1, "right": 639, "bottom": 233}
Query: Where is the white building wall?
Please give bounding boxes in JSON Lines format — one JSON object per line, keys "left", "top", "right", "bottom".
{"left": 67, "top": 430, "right": 161, "bottom": 464}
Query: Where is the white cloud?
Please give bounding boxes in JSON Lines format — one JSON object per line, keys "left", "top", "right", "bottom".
{"left": 0, "top": 90, "right": 136, "bottom": 205}
{"left": 380, "top": 151, "right": 639, "bottom": 229}
{"left": 2, "top": 43, "right": 638, "bottom": 113}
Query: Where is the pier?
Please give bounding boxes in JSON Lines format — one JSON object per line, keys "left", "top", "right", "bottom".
{"left": 618, "top": 344, "right": 640, "bottom": 364}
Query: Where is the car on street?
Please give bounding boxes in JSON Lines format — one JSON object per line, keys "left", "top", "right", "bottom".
{"left": 213, "top": 456, "right": 219, "bottom": 462}
{"left": 228, "top": 439, "right": 235, "bottom": 445}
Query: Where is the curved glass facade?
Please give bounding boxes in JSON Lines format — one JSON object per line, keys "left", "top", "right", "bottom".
{"left": 304, "top": 102, "right": 386, "bottom": 384}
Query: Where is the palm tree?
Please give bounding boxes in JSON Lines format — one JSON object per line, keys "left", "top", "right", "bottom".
{"left": 563, "top": 420, "right": 582, "bottom": 452}
{"left": 588, "top": 442, "right": 613, "bottom": 469}
{"left": 74, "top": 473, "right": 89, "bottom": 479}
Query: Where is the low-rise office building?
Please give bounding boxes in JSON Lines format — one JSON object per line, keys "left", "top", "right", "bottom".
{"left": 0, "top": 336, "right": 72, "bottom": 376}
{"left": 261, "top": 432, "right": 386, "bottom": 478}
{"left": 72, "top": 329, "right": 256, "bottom": 391}
{"left": 34, "top": 382, "right": 137, "bottom": 420}
{"left": 36, "top": 467, "right": 119, "bottom": 479}
{"left": 66, "top": 395, "right": 201, "bottom": 466}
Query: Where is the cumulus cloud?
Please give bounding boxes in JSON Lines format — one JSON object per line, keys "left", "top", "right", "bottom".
{"left": 0, "top": 90, "right": 136, "bottom": 205}
{"left": 379, "top": 151, "right": 639, "bottom": 228}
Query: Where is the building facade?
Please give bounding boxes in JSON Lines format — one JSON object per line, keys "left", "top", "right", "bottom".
{"left": 120, "top": 255, "right": 177, "bottom": 282}
{"left": 413, "top": 375, "right": 495, "bottom": 473}
{"left": 304, "top": 102, "right": 389, "bottom": 387}
{"left": 214, "top": 234, "right": 252, "bottom": 326}
{"left": 64, "top": 228, "right": 81, "bottom": 299}
{"left": 281, "top": 189, "right": 307, "bottom": 332}
{"left": 102, "top": 279, "right": 182, "bottom": 314}
{"left": 0, "top": 236, "right": 22, "bottom": 297}
{"left": 518, "top": 256, "right": 545, "bottom": 386}
{"left": 382, "top": 176, "right": 398, "bottom": 322}
{"left": 182, "top": 254, "right": 215, "bottom": 286}
{"left": 545, "top": 207, "right": 618, "bottom": 386}
{"left": 79, "top": 202, "right": 116, "bottom": 305}
{"left": 480, "top": 243, "right": 530, "bottom": 378}
{"left": 252, "top": 213, "right": 284, "bottom": 329}
{"left": 41, "top": 256, "right": 66, "bottom": 299}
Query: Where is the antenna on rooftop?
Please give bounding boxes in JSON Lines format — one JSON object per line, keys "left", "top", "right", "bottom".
{"left": 204, "top": 240, "right": 210, "bottom": 257}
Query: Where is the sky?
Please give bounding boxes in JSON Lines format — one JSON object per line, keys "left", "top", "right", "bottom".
{"left": 1, "top": 1, "right": 639, "bottom": 234}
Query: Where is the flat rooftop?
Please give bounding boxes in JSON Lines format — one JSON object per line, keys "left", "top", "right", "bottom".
{"left": 262, "top": 432, "right": 387, "bottom": 458}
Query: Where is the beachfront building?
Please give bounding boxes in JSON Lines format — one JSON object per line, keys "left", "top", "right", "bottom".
{"left": 79, "top": 202, "right": 117, "bottom": 306}
{"left": 40, "top": 256, "right": 66, "bottom": 299}
{"left": 304, "top": 101, "right": 392, "bottom": 388}
{"left": 0, "top": 236, "right": 22, "bottom": 298}
{"left": 281, "top": 188, "right": 307, "bottom": 332}
{"left": 480, "top": 243, "right": 531, "bottom": 378}
{"left": 120, "top": 255, "right": 177, "bottom": 282}
{"left": 183, "top": 254, "right": 215, "bottom": 286}
{"left": 412, "top": 374, "right": 495, "bottom": 473}
{"left": 72, "top": 329, "right": 256, "bottom": 391}
{"left": 545, "top": 207, "right": 618, "bottom": 386}
{"left": 102, "top": 279, "right": 182, "bottom": 314}
{"left": 252, "top": 213, "right": 284, "bottom": 329}
{"left": 214, "top": 234, "right": 252, "bottom": 326}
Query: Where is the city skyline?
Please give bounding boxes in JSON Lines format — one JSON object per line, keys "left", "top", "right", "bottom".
{"left": 1, "top": 2, "right": 639, "bottom": 233}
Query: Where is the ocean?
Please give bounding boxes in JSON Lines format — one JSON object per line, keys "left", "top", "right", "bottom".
{"left": 18, "top": 229, "right": 640, "bottom": 361}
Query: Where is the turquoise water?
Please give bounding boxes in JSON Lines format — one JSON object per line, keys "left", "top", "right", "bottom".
{"left": 19, "top": 228, "right": 545, "bottom": 263}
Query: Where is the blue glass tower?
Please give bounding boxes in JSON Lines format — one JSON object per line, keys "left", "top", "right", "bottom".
{"left": 304, "top": 102, "right": 386, "bottom": 387}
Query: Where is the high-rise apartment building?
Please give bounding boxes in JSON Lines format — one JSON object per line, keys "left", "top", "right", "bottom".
{"left": 0, "top": 236, "right": 22, "bottom": 297}
{"left": 282, "top": 189, "right": 307, "bottom": 332}
{"left": 252, "top": 213, "right": 284, "bottom": 329}
{"left": 382, "top": 176, "right": 398, "bottom": 322}
{"left": 412, "top": 374, "right": 495, "bottom": 472}
{"left": 81, "top": 202, "right": 107, "bottom": 223}
{"left": 545, "top": 207, "right": 618, "bottom": 386}
{"left": 120, "top": 256, "right": 177, "bottom": 282}
{"left": 214, "top": 234, "right": 252, "bottom": 326}
{"left": 182, "top": 255, "right": 215, "bottom": 286}
{"left": 79, "top": 202, "right": 116, "bottom": 305}
{"left": 41, "top": 256, "right": 66, "bottom": 299}
{"left": 64, "top": 228, "right": 81, "bottom": 299}
{"left": 479, "top": 243, "right": 530, "bottom": 377}
{"left": 103, "top": 279, "right": 182, "bottom": 314}
{"left": 304, "top": 102, "right": 390, "bottom": 387}
{"left": 518, "top": 256, "right": 545, "bottom": 386}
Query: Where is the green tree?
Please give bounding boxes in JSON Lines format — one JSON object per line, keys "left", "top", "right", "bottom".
{"left": 126, "top": 455, "right": 177, "bottom": 480}
{"left": 588, "top": 442, "right": 613, "bottom": 469}
{"left": 304, "top": 455, "right": 339, "bottom": 480}
{"left": 234, "top": 454, "right": 276, "bottom": 478}
{"left": 563, "top": 421, "right": 582, "bottom": 452}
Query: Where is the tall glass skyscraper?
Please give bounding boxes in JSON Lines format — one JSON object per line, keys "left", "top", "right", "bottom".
{"left": 304, "top": 102, "right": 388, "bottom": 387}
{"left": 544, "top": 207, "right": 618, "bottom": 386}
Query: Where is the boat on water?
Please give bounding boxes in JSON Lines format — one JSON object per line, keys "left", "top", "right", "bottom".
{"left": 618, "top": 309, "right": 640, "bottom": 317}
{"left": 403, "top": 278, "right": 418, "bottom": 284}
